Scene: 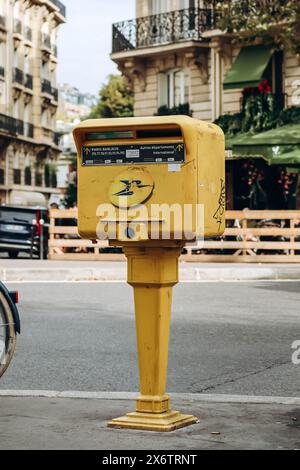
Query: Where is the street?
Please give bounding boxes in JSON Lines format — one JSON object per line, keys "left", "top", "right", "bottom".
{"left": 0, "top": 281, "right": 299, "bottom": 396}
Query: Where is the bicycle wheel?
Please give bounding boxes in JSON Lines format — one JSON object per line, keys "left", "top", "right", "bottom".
{"left": 0, "top": 290, "right": 17, "bottom": 378}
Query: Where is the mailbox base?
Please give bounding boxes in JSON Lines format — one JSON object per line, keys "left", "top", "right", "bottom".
{"left": 108, "top": 410, "right": 198, "bottom": 432}
{"left": 107, "top": 245, "right": 198, "bottom": 432}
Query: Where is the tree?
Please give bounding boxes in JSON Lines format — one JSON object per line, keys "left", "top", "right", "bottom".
{"left": 88, "top": 74, "right": 134, "bottom": 119}
{"left": 216, "top": 1, "right": 300, "bottom": 54}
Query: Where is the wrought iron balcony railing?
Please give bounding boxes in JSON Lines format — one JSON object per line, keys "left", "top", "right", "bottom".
{"left": 24, "top": 73, "right": 33, "bottom": 90}
{"left": 13, "top": 67, "right": 24, "bottom": 85}
{"left": 0, "top": 114, "right": 24, "bottom": 135}
{"left": 42, "top": 79, "right": 52, "bottom": 95}
{"left": 112, "top": 7, "right": 220, "bottom": 53}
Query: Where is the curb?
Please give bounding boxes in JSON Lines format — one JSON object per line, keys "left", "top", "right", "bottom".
{"left": 1, "top": 390, "right": 300, "bottom": 405}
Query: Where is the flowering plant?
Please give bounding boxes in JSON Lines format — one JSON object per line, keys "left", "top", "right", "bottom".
{"left": 258, "top": 80, "right": 272, "bottom": 94}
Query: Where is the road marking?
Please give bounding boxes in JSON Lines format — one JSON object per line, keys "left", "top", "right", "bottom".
{"left": 0, "top": 389, "right": 299, "bottom": 405}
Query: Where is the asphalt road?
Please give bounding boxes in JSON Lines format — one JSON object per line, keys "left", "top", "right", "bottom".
{"left": 0, "top": 281, "right": 299, "bottom": 396}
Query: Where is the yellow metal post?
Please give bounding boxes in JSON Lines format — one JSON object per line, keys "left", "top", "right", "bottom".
{"left": 108, "top": 245, "right": 198, "bottom": 432}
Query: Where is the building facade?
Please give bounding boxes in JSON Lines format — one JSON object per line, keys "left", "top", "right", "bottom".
{"left": 55, "top": 84, "right": 96, "bottom": 201}
{"left": 111, "top": 0, "right": 300, "bottom": 209}
{"left": 0, "top": 0, "right": 66, "bottom": 206}
{"left": 57, "top": 83, "right": 97, "bottom": 124}
{"left": 112, "top": 0, "right": 299, "bottom": 119}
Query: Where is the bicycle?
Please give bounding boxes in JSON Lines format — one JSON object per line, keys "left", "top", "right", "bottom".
{"left": 0, "top": 282, "right": 20, "bottom": 379}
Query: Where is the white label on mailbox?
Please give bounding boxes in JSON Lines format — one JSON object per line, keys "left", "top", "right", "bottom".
{"left": 168, "top": 163, "right": 181, "bottom": 173}
{"left": 126, "top": 149, "right": 140, "bottom": 159}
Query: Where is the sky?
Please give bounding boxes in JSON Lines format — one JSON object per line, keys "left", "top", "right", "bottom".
{"left": 57, "top": 0, "right": 135, "bottom": 97}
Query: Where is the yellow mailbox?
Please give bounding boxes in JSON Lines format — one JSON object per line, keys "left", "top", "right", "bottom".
{"left": 73, "top": 116, "right": 225, "bottom": 432}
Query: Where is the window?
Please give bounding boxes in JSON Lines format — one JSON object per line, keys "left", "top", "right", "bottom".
{"left": 13, "top": 50, "right": 19, "bottom": 68}
{"left": 41, "top": 61, "right": 49, "bottom": 80}
{"left": 41, "top": 108, "right": 50, "bottom": 128}
{"left": 24, "top": 55, "right": 30, "bottom": 74}
{"left": 35, "top": 172, "right": 42, "bottom": 187}
{"left": 13, "top": 169, "right": 21, "bottom": 185}
{"left": 0, "top": 168, "right": 4, "bottom": 185}
{"left": 158, "top": 69, "right": 190, "bottom": 108}
{"left": 0, "top": 41, "right": 5, "bottom": 70}
{"left": 25, "top": 166, "right": 31, "bottom": 186}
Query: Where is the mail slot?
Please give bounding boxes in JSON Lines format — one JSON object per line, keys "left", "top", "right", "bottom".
{"left": 73, "top": 116, "right": 225, "bottom": 242}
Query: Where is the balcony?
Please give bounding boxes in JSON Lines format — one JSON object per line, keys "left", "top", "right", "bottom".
{"left": 112, "top": 7, "right": 219, "bottom": 54}
{"left": 42, "top": 78, "right": 52, "bottom": 95}
{"left": 13, "top": 68, "right": 24, "bottom": 85}
{"left": 24, "top": 73, "right": 33, "bottom": 90}
{"left": 0, "top": 114, "right": 24, "bottom": 136}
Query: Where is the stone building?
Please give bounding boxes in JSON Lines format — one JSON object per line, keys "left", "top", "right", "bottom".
{"left": 0, "top": 0, "right": 66, "bottom": 206}
{"left": 111, "top": 0, "right": 300, "bottom": 209}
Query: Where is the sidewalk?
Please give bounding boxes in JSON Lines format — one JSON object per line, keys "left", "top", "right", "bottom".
{"left": 0, "top": 391, "right": 299, "bottom": 450}
{"left": 1, "top": 259, "right": 300, "bottom": 282}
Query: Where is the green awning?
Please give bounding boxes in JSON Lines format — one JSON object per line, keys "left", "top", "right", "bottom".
{"left": 226, "top": 124, "right": 300, "bottom": 165}
{"left": 223, "top": 45, "right": 273, "bottom": 90}
{"left": 229, "top": 124, "right": 300, "bottom": 146}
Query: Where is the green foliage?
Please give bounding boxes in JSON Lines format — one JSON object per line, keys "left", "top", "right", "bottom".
{"left": 215, "top": 81, "right": 298, "bottom": 136}
{"left": 216, "top": 1, "right": 300, "bottom": 54}
{"left": 214, "top": 113, "right": 243, "bottom": 136}
{"left": 156, "top": 103, "right": 192, "bottom": 116}
{"left": 277, "top": 106, "right": 300, "bottom": 126}
{"left": 89, "top": 74, "right": 134, "bottom": 119}
{"left": 241, "top": 89, "right": 280, "bottom": 133}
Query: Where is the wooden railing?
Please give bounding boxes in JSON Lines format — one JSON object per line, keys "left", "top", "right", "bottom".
{"left": 49, "top": 209, "right": 300, "bottom": 262}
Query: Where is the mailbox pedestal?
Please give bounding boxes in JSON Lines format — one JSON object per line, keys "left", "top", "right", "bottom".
{"left": 108, "top": 245, "right": 198, "bottom": 432}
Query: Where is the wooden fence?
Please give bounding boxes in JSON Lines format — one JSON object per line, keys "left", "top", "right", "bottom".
{"left": 48, "top": 209, "right": 300, "bottom": 262}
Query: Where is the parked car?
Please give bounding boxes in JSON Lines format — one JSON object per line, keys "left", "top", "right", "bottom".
{"left": 0, "top": 205, "right": 49, "bottom": 259}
